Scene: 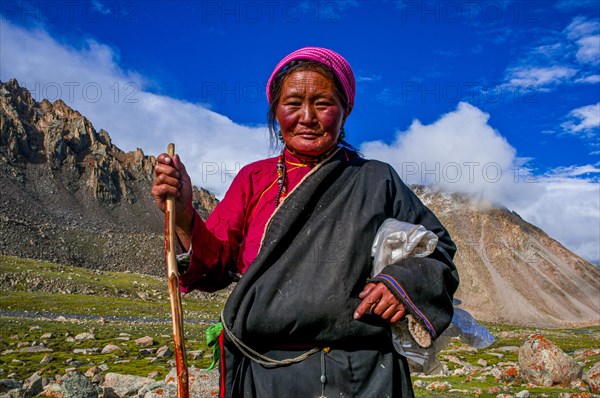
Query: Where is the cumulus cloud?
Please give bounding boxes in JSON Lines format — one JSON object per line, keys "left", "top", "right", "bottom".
{"left": 561, "top": 102, "right": 600, "bottom": 138}
{"left": 1, "top": 20, "right": 598, "bottom": 263}
{"left": 565, "top": 17, "right": 600, "bottom": 65}
{"left": 504, "top": 16, "right": 600, "bottom": 90}
{"left": 0, "top": 20, "right": 270, "bottom": 197}
{"left": 360, "top": 102, "right": 600, "bottom": 264}
{"left": 505, "top": 66, "right": 577, "bottom": 89}
{"left": 361, "top": 102, "right": 516, "bottom": 198}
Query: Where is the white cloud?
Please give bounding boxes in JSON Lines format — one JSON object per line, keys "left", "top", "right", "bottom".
{"left": 575, "top": 34, "right": 600, "bottom": 65}
{"left": 575, "top": 74, "right": 600, "bottom": 84}
{"left": 360, "top": 102, "right": 600, "bottom": 264}
{"left": 565, "top": 17, "right": 600, "bottom": 41}
{"left": 0, "top": 20, "right": 270, "bottom": 197}
{"left": 514, "top": 176, "right": 600, "bottom": 264}
{"left": 91, "top": 1, "right": 111, "bottom": 15}
{"left": 506, "top": 66, "right": 577, "bottom": 89}
{"left": 503, "top": 17, "right": 600, "bottom": 91}
{"left": 356, "top": 74, "right": 382, "bottom": 83}
{"left": 1, "top": 20, "right": 598, "bottom": 264}
{"left": 548, "top": 164, "right": 600, "bottom": 178}
{"left": 561, "top": 102, "right": 600, "bottom": 137}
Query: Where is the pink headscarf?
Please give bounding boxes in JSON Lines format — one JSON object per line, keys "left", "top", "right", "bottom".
{"left": 266, "top": 46, "right": 356, "bottom": 107}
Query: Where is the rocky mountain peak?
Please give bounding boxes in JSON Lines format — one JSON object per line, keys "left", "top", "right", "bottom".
{"left": 0, "top": 79, "right": 217, "bottom": 275}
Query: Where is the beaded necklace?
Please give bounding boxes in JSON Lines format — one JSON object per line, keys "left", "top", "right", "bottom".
{"left": 275, "top": 145, "right": 340, "bottom": 208}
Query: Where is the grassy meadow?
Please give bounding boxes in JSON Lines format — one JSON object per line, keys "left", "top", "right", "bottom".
{"left": 0, "top": 255, "right": 598, "bottom": 397}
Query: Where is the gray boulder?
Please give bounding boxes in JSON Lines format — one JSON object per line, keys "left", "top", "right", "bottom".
{"left": 103, "top": 373, "right": 153, "bottom": 397}
{"left": 43, "top": 371, "right": 97, "bottom": 398}
{"left": 518, "top": 334, "right": 582, "bottom": 387}
{"left": 23, "top": 372, "right": 43, "bottom": 398}
{"left": 585, "top": 361, "right": 600, "bottom": 393}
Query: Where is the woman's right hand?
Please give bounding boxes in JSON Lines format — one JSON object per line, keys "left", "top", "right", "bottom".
{"left": 151, "top": 153, "right": 195, "bottom": 235}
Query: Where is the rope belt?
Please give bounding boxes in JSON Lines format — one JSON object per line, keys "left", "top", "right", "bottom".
{"left": 220, "top": 311, "right": 322, "bottom": 368}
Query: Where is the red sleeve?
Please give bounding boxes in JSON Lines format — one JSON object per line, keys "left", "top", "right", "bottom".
{"left": 179, "top": 167, "right": 248, "bottom": 293}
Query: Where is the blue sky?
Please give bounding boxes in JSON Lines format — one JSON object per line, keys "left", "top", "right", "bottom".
{"left": 1, "top": 0, "right": 599, "bottom": 263}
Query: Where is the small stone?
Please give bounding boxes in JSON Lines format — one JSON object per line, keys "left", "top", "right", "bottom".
{"left": 495, "top": 367, "right": 520, "bottom": 383}
{"left": 17, "top": 342, "right": 29, "bottom": 348}
{"left": 18, "top": 346, "right": 52, "bottom": 353}
{"left": 65, "top": 337, "right": 76, "bottom": 343}
{"left": 188, "top": 350, "right": 205, "bottom": 360}
{"left": 101, "top": 344, "right": 121, "bottom": 354}
{"left": 568, "top": 378, "right": 588, "bottom": 391}
{"left": 74, "top": 332, "right": 95, "bottom": 341}
{"left": 40, "top": 333, "right": 53, "bottom": 339}
{"left": 29, "top": 326, "right": 41, "bottom": 331}
{"left": 85, "top": 367, "right": 102, "bottom": 378}
{"left": 488, "top": 385, "right": 501, "bottom": 394}
{"left": 515, "top": 390, "right": 530, "bottom": 398}
{"left": 23, "top": 372, "right": 43, "bottom": 397}
{"left": 0, "top": 379, "right": 22, "bottom": 394}
{"left": 497, "top": 346, "right": 520, "bottom": 353}
{"left": 139, "top": 348, "right": 153, "bottom": 356}
{"left": 156, "top": 346, "right": 172, "bottom": 358}
{"left": 477, "top": 358, "right": 488, "bottom": 367}
{"left": 148, "top": 371, "right": 160, "bottom": 379}
{"left": 426, "top": 381, "right": 451, "bottom": 391}
{"left": 92, "top": 374, "right": 105, "bottom": 384}
{"left": 98, "top": 364, "right": 109, "bottom": 372}
{"left": 135, "top": 336, "right": 154, "bottom": 347}
{"left": 413, "top": 380, "right": 425, "bottom": 388}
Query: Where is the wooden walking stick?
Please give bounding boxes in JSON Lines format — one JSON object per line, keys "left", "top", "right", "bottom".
{"left": 164, "top": 143, "right": 189, "bottom": 398}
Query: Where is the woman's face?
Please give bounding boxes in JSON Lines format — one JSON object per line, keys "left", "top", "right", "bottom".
{"left": 276, "top": 70, "right": 348, "bottom": 157}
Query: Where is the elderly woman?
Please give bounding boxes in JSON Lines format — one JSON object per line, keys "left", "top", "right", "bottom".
{"left": 152, "top": 47, "right": 459, "bottom": 397}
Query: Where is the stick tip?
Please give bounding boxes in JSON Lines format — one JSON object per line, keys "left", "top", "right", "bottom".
{"left": 167, "top": 143, "right": 175, "bottom": 157}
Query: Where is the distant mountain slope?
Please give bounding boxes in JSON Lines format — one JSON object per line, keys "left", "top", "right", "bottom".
{"left": 1, "top": 79, "right": 598, "bottom": 327}
{"left": 416, "top": 186, "right": 600, "bottom": 328}
{"left": 0, "top": 79, "right": 217, "bottom": 274}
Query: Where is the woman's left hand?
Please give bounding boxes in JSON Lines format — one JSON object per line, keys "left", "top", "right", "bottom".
{"left": 354, "top": 282, "right": 406, "bottom": 323}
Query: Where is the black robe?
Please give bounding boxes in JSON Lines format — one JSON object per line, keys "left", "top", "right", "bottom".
{"left": 220, "top": 149, "right": 459, "bottom": 397}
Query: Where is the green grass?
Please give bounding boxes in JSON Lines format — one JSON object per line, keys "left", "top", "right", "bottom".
{"left": 0, "top": 316, "right": 213, "bottom": 381}
{"left": 0, "top": 290, "right": 218, "bottom": 320}
{"left": 1, "top": 255, "right": 598, "bottom": 397}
